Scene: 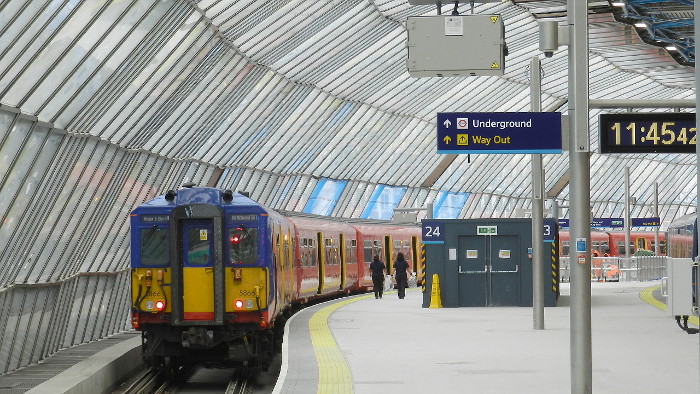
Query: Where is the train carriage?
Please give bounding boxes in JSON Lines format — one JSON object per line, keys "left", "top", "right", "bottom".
{"left": 286, "top": 216, "right": 359, "bottom": 301}
{"left": 130, "top": 187, "right": 287, "bottom": 371}
{"left": 130, "top": 186, "right": 422, "bottom": 372}
{"left": 351, "top": 224, "right": 422, "bottom": 289}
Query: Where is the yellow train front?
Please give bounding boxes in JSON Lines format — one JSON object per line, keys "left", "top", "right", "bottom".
{"left": 129, "top": 186, "right": 288, "bottom": 371}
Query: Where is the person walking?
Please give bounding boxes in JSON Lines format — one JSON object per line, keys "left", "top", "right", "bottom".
{"left": 393, "top": 252, "right": 410, "bottom": 299}
{"left": 369, "top": 255, "right": 385, "bottom": 299}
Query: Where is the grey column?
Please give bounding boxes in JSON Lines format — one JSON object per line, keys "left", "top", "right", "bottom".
{"left": 531, "top": 56, "right": 544, "bottom": 330}
{"left": 568, "top": 0, "right": 592, "bottom": 393}
{"left": 695, "top": 0, "right": 699, "bottom": 387}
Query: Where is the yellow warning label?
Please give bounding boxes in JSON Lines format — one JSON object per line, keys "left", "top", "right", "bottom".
{"left": 457, "top": 134, "right": 469, "bottom": 145}
{"left": 490, "top": 16, "right": 499, "bottom": 23}
{"left": 200, "top": 229, "right": 208, "bottom": 240}
{"left": 491, "top": 62, "right": 499, "bottom": 69}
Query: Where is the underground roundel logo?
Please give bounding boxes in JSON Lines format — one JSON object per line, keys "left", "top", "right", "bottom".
{"left": 456, "top": 118, "right": 469, "bottom": 129}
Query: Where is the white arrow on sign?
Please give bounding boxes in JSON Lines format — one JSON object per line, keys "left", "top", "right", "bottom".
{"left": 443, "top": 119, "right": 451, "bottom": 128}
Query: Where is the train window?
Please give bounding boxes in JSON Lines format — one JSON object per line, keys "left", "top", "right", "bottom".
{"left": 351, "top": 239, "right": 357, "bottom": 247}
{"left": 187, "top": 227, "right": 211, "bottom": 265}
{"left": 140, "top": 226, "right": 169, "bottom": 266}
{"left": 229, "top": 227, "right": 258, "bottom": 264}
{"left": 325, "top": 238, "right": 332, "bottom": 247}
{"left": 363, "top": 240, "right": 373, "bottom": 262}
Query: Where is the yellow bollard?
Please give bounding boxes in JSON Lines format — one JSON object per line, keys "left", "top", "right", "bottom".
{"left": 429, "top": 273, "right": 442, "bottom": 308}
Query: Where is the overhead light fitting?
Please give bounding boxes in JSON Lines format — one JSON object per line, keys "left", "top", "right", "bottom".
{"left": 666, "top": 46, "right": 677, "bottom": 51}
{"left": 634, "top": 22, "right": 646, "bottom": 28}
{"left": 611, "top": 2, "right": 624, "bottom": 6}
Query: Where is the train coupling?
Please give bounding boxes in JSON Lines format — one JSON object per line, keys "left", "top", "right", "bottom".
{"left": 181, "top": 327, "right": 215, "bottom": 348}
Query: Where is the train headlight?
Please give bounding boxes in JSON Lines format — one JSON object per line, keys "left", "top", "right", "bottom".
{"left": 245, "top": 300, "right": 254, "bottom": 309}
{"left": 145, "top": 300, "right": 154, "bottom": 310}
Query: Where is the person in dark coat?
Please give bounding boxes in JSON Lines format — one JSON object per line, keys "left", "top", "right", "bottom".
{"left": 393, "top": 252, "right": 410, "bottom": 299}
{"left": 369, "top": 255, "right": 386, "bottom": 299}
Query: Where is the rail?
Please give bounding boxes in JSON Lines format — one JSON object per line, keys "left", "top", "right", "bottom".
{"left": 559, "top": 256, "right": 667, "bottom": 283}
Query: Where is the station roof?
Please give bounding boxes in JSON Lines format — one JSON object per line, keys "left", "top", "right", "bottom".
{"left": 0, "top": 0, "right": 696, "bottom": 225}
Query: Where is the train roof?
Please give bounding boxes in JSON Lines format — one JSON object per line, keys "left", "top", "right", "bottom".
{"left": 280, "top": 210, "right": 419, "bottom": 228}
{"left": 667, "top": 212, "right": 696, "bottom": 230}
{"left": 132, "top": 187, "right": 266, "bottom": 212}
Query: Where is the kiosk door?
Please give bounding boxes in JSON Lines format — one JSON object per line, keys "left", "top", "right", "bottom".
{"left": 457, "top": 234, "right": 521, "bottom": 306}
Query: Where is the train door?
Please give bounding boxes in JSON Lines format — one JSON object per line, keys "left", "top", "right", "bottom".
{"left": 317, "top": 232, "right": 325, "bottom": 294}
{"left": 286, "top": 229, "right": 294, "bottom": 301}
{"left": 411, "top": 236, "right": 421, "bottom": 284}
{"left": 180, "top": 220, "right": 217, "bottom": 322}
{"left": 635, "top": 237, "right": 648, "bottom": 252}
{"left": 384, "top": 236, "right": 393, "bottom": 274}
{"left": 340, "top": 233, "right": 347, "bottom": 290}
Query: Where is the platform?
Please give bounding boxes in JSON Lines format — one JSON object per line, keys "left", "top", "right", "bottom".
{"left": 0, "top": 332, "right": 141, "bottom": 394}
{"left": 274, "top": 281, "right": 699, "bottom": 393}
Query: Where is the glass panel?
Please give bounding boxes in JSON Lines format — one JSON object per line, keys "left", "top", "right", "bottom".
{"left": 302, "top": 178, "right": 347, "bottom": 216}
{"left": 361, "top": 184, "right": 406, "bottom": 220}
{"left": 140, "top": 227, "right": 169, "bottom": 267}
{"left": 434, "top": 191, "right": 469, "bottom": 219}
{"left": 229, "top": 227, "right": 258, "bottom": 264}
{"left": 187, "top": 228, "right": 211, "bottom": 265}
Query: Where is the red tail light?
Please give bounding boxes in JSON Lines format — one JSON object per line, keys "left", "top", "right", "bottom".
{"left": 155, "top": 301, "right": 165, "bottom": 310}
{"left": 131, "top": 313, "right": 140, "bottom": 330}
{"left": 234, "top": 300, "right": 244, "bottom": 309}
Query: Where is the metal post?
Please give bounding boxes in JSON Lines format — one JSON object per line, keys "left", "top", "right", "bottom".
{"left": 568, "top": 0, "right": 591, "bottom": 392}
{"left": 654, "top": 182, "right": 659, "bottom": 255}
{"left": 531, "top": 56, "right": 544, "bottom": 330}
{"left": 427, "top": 202, "right": 433, "bottom": 219}
{"left": 695, "top": 1, "right": 699, "bottom": 386}
{"left": 624, "top": 167, "right": 631, "bottom": 258}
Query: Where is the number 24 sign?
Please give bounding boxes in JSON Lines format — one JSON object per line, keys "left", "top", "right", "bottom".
{"left": 422, "top": 221, "right": 444, "bottom": 244}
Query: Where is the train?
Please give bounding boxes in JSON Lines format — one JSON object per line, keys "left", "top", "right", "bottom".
{"left": 665, "top": 213, "right": 695, "bottom": 259}
{"left": 129, "top": 186, "right": 421, "bottom": 372}
{"left": 558, "top": 230, "right": 666, "bottom": 257}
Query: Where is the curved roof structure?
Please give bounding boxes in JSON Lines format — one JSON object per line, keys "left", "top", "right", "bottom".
{"left": 0, "top": 0, "right": 695, "bottom": 373}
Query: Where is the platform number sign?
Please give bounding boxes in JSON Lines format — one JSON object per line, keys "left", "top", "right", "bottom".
{"left": 543, "top": 218, "right": 556, "bottom": 243}
{"left": 422, "top": 221, "right": 444, "bottom": 244}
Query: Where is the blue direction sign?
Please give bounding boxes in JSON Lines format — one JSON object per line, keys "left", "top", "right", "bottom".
{"left": 631, "top": 217, "right": 661, "bottom": 227}
{"left": 437, "top": 112, "right": 562, "bottom": 154}
{"left": 558, "top": 217, "right": 661, "bottom": 228}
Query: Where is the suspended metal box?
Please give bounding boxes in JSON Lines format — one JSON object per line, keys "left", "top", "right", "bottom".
{"left": 406, "top": 15, "right": 505, "bottom": 77}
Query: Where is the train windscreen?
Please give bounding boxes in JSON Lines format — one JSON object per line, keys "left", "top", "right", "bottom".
{"left": 140, "top": 226, "right": 169, "bottom": 266}
{"left": 229, "top": 227, "right": 258, "bottom": 264}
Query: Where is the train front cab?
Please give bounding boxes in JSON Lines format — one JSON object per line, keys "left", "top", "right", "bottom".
{"left": 130, "top": 190, "right": 282, "bottom": 370}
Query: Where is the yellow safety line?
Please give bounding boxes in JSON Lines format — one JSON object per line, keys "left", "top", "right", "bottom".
{"left": 309, "top": 295, "right": 372, "bottom": 394}
{"left": 639, "top": 284, "right": 699, "bottom": 326}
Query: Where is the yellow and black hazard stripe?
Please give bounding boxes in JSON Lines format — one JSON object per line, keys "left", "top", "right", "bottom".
{"left": 551, "top": 239, "right": 559, "bottom": 294}
{"left": 421, "top": 244, "right": 426, "bottom": 293}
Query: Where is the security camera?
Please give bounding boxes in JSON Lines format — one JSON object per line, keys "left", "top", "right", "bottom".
{"left": 539, "top": 21, "right": 559, "bottom": 56}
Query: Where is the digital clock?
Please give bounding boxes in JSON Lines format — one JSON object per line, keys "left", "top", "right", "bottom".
{"left": 599, "top": 113, "right": 696, "bottom": 154}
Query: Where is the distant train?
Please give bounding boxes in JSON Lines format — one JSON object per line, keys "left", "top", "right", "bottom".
{"left": 665, "top": 213, "right": 695, "bottom": 259}
{"left": 129, "top": 186, "right": 421, "bottom": 372}
{"left": 558, "top": 230, "right": 666, "bottom": 257}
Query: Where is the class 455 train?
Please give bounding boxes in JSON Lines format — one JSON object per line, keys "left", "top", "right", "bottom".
{"left": 129, "top": 186, "right": 421, "bottom": 372}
